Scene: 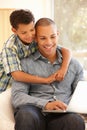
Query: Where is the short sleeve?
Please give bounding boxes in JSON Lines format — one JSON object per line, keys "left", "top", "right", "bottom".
{"left": 2, "top": 47, "right": 22, "bottom": 75}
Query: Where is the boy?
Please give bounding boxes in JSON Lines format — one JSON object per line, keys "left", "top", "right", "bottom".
{"left": 0, "top": 9, "right": 71, "bottom": 92}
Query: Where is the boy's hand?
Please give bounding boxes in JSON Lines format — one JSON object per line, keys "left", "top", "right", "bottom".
{"left": 45, "top": 73, "right": 57, "bottom": 84}
{"left": 44, "top": 100, "right": 67, "bottom": 111}
{"left": 55, "top": 68, "right": 67, "bottom": 81}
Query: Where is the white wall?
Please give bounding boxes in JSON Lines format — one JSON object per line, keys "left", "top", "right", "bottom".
{"left": 0, "top": 0, "right": 54, "bottom": 20}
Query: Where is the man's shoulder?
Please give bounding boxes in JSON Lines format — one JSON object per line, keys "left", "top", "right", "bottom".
{"left": 71, "top": 57, "right": 80, "bottom": 63}
{"left": 21, "top": 50, "right": 39, "bottom": 68}
{"left": 20, "top": 54, "right": 35, "bottom": 72}
{"left": 21, "top": 53, "right": 34, "bottom": 63}
{"left": 70, "top": 57, "right": 83, "bottom": 68}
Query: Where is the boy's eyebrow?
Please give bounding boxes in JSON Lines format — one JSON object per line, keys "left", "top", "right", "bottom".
{"left": 21, "top": 31, "right": 27, "bottom": 33}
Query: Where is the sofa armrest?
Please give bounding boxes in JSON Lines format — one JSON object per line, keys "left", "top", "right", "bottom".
{"left": 0, "top": 88, "right": 15, "bottom": 130}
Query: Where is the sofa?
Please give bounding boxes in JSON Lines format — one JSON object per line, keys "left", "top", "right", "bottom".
{"left": 0, "top": 88, "right": 15, "bottom": 130}
{"left": 0, "top": 88, "right": 87, "bottom": 130}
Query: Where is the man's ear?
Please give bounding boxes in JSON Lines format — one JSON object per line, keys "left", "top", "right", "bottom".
{"left": 57, "top": 31, "right": 60, "bottom": 36}
{"left": 11, "top": 27, "right": 17, "bottom": 34}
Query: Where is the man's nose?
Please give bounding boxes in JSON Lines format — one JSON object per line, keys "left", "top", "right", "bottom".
{"left": 46, "top": 38, "right": 52, "bottom": 44}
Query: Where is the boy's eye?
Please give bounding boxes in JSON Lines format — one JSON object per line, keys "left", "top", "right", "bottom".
{"left": 40, "top": 37, "right": 46, "bottom": 40}
{"left": 21, "top": 32, "right": 26, "bottom": 34}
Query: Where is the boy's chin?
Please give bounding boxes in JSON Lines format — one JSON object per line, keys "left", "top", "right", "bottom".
{"left": 21, "top": 40, "right": 31, "bottom": 45}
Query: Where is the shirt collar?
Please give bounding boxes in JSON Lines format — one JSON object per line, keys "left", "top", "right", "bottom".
{"left": 34, "top": 47, "right": 63, "bottom": 64}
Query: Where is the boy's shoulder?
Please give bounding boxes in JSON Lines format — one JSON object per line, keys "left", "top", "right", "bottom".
{"left": 4, "top": 34, "right": 17, "bottom": 48}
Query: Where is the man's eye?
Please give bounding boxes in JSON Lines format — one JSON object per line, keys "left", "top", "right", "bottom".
{"left": 51, "top": 36, "right": 56, "bottom": 39}
{"left": 31, "top": 29, "right": 35, "bottom": 32}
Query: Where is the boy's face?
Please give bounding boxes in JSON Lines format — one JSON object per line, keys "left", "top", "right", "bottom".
{"left": 12, "top": 21, "right": 35, "bottom": 44}
{"left": 35, "top": 24, "right": 59, "bottom": 58}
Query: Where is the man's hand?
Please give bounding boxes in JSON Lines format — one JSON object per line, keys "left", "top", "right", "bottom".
{"left": 44, "top": 100, "right": 67, "bottom": 111}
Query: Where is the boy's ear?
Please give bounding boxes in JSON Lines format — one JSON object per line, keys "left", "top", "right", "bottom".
{"left": 11, "top": 27, "right": 17, "bottom": 34}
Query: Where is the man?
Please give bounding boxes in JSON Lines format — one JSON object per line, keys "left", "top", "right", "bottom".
{"left": 11, "top": 18, "right": 85, "bottom": 130}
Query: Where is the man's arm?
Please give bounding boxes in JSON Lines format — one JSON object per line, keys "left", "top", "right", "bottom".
{"left": 12, "top": 80, "right": 50, "bottom": 109}
{"left": 11, "top": 57, "right": 55, "bottom": 109}
{"left": 70, "top": 58, "right": 84, "bottom": 92}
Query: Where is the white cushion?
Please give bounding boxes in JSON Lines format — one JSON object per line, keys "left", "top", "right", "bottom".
{"left": 0, "top": 88, "right": 15, "bottom": 130}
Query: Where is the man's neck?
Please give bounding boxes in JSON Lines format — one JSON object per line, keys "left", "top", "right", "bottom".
{"left": 39, "top": 49, "right": 57, "bottom": 64}
{"left": 48, "top": 54, "right": 57, "bottom": 63}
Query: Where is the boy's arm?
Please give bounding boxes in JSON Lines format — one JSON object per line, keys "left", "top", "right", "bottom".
{"left": 2, "top": 45, "right": 56, "bottom": 85}
{"left": 56, "top": 47, "right": 72, "bottom": 81}
{"left": 11, "top": 47, "right": 71, "bottom": 84}
{"left": 11, "top": 71, "right": 56, "bottom": 84}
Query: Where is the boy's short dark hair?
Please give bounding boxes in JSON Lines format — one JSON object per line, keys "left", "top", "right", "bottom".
{"left": 10, "top": 9, "right": 35, "bottom": 29}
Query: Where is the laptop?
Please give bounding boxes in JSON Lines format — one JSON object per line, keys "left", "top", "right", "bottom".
{"left": 42, "top": 81, "right": 87, "bottom": 114}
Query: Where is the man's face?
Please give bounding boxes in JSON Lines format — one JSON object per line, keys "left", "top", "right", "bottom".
{"left": 35, "top": 24, "right": 59, "bottom": 58}
{"left": 12, "top": 21, "right": 35, "bottom": 44}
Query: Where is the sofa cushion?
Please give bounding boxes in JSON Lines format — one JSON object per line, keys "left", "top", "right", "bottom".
{"left": 0, "top": 88, "right": 15, "bottom": 130}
